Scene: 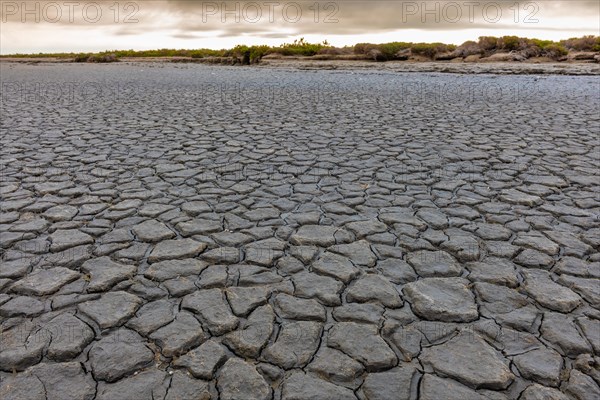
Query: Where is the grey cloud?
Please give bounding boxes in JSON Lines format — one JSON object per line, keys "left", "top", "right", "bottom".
{"left": 1, "top": 0, "right": 597, "bottom": 51}
{"left": 171, "top": 33, "right": 203, "bottom": 39}
{"left": 160, "top": 0, "right": 599, "bottom": 34}
{"left": 255, "top": 32, "right": 299, "bottom": 38}
{"left": 113, "top": 26, "right": 149, "bottom": 36}
{"left": 3, "top": 1, "right": 598, "bottom": 32}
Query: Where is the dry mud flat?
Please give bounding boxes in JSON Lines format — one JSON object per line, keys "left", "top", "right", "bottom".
{"left": 258, "top": 59, "right": 600, "bottom": 75}
{"left": 2, "top": 57, "right": 600, "bottom": 76}
{"left": 0, "top": 63, "right": 599, "bottom": 400}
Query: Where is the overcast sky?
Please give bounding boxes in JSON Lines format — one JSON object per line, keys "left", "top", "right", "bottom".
{"left": 1, "top": 1, "right": 598, "bottom": 54}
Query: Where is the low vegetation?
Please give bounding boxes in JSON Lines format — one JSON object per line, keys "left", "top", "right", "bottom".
{"left": 2, "top": 36, "right": 598, "bottom": 64}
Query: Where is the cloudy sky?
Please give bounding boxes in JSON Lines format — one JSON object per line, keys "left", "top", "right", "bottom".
{"left": 1, "top": 1, "right": 598, "bottom": 54}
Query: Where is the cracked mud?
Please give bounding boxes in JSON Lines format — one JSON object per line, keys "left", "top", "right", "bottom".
{"left": 0, "top": 63, "right": 599, "bottom": 400}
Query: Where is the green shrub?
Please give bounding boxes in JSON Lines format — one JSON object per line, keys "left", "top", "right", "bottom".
{"left": 498, "top": 36, "right": 520, "bottom": 51}
{"left": 455, "top": 41, "right": 482, "bottom": 57}
{"left": 411, "top": 43, "right": 452, "bottom": 59}
{"left": 87, "top": 53, "right": 118, "bottom": 63}
{"left": 277, "top": 38, "right": 328, "bottom": 56}
{"left": 542, "top": 43, "right": 568, "bottom": 59}
{"left": 561, "top": 35, "right": 600, "bottom": 51}
{"left": 4, "top": 35, "right": 598, "bottom": 63}
{"left": 249, "top": 45, "right": 270, "bottom": 62}
{"left": 378, "top": 42, "right": 411, "bottom": 59}
{"left": 228, "top": 45, "right": 270, "bottom": 63}
{"left": 354, "top": 43, "right": 378, "bottom": 55}
{"left": 530, "top": 39, "right": 555, "bottom": 49}
{"left": 478, "top": 36, "right": 498, "bottom": 51}
{"left": 317, "top": 46, "right": 352, "bottom": 55}
{"left": 73, "top": 53, "right": 90, "bottom": 62}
